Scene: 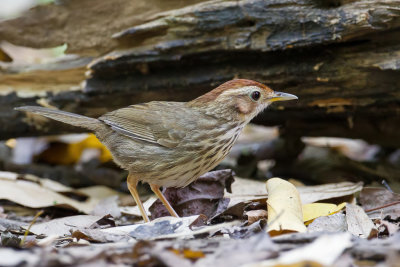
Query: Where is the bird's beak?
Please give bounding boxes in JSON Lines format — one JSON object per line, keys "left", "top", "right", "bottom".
{"left": 268, "top": 91, "right": 298, "bottom": 102}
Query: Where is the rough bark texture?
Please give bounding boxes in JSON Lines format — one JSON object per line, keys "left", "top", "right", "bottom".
{"left": 1, "top": 0, "right": 400, "bottom": 147}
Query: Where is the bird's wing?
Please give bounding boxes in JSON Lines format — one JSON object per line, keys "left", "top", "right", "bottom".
{"left": 98, "top": 102, "right": 191, "bottom": 148}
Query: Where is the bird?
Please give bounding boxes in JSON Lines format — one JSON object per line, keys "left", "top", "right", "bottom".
{"left": 15, "top": 79, "right": 297, "bottom": 222}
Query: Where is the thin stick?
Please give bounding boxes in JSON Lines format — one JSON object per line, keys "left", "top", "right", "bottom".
{"left": 20, "top": 210, "right": 44, "bottom": 246}
{"left": 364, "top": 201, "right": 400, "bottom": 213}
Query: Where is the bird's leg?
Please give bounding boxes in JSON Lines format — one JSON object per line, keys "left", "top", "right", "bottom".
{"left": 127, "top": 173, "right": 150, "bottom": 223}
{"left": 149, "top": 184, "right": 179, "bottom": 217}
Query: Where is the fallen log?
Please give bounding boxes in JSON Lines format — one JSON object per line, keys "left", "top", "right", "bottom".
{"left": 0, "top": 0, "right": 399, "bottom": 147}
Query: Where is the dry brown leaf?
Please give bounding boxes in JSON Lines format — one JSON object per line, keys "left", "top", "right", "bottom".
{"left": 307, "top": 213, "right": 347, "bottom": 233}
{"left": 0, "top": 171, "right": 120, "bottom": 213}
{"left": 71, "top": 228, "right": 130, "bottom": 243}
{"left": 91, "top": 196, "right": 121, "bottom": 218}
{"left": 266, "top": 178, "right": 306, "bottom": 235}
{"left": 150, "top": 170, "right": 234, "bottom": 219}
{"left": 346, "top": 203, "right": 378, "bottom": 238}
{"left": 28, "top": 215, "right": 105, "bottom": 236}
{"left": 0, "top": 218, "right": 26, "bottom": 232}
{"left": 225, "top": 177, "right": 268, "bottom": 209}
{"left": 360, "top": 187, "right": 400, "bottom": 219}
{"left": 227, "top": 178, "right": 361, "bottom": 208}
{"left": 195, "top": 232, "right": 276, "bottom": 267}
{"left": 36, "top": 235, "right": 59, "bottom": 247}
{"left": 245, "top": 210, "right": 268, "bottom": 225}
{"left": 298, "top": 182, "right": 363, "bottom": 204}
{"left": 120, "top": 196, "right": 157, "bottom": 218}
{"left": 228, "top": 177, "right": 268, "bottom": 196}
{"left": 247, "top": 233, "right": 352, "bottom": 267}
{"left": 76, "top": 186, "right": 124, "bottom": 201}
{"left": 0, "top": 171, "right": 71, "bottom": 192}
{"left": 101, "top": 215, "right": 241, "bottom": 240}
{"left": 0, "top": 248, "right": 40, "bottom": 266}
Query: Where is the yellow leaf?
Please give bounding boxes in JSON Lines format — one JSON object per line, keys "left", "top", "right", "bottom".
{"left": 302, "top": 202, "right": 346, "bottom": 225}
{"left": 80, "top": 134, "right": 113, "bottom": 163}
{"left": 38, "top": 134, "right": 112, "bottom": 165}
{"left": 266, "top": 178, "right": 307, "bottom": 236}
{"left": 170, "top": 248, "right": 205, "bottom": 259}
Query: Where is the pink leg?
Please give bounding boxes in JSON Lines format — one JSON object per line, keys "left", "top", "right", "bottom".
{"left": 127, "top": 173, "right": 150, "bottom": 222}
{"left": 149, "top": 184, "right": 179, "bottom": 217}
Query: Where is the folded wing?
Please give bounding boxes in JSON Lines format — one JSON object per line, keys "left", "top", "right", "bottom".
{"left": 99, "top": 102, "right": 190, "bottom": 148}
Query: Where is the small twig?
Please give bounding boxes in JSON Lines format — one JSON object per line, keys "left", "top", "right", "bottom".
{"left": 364, "top": 201, "right": 400, "bottom": 213}
{"left": 20, "top": 210, "right": 44, "bottom": 247}
{"left": 381, "top": 180, "right": 393, "bottom": 193}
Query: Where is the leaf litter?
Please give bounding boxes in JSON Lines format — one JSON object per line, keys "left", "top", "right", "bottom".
{"left": 0, "top": 168, "right": 399, "bottom": 266}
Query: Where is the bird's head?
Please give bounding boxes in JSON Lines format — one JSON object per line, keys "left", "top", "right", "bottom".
{"left": 190, "top": 79, "right": 298, "bottom": 123}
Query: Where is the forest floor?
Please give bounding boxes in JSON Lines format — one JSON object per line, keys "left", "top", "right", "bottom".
{"left": 0, "top": 127, "right": 399, "bottom": 266}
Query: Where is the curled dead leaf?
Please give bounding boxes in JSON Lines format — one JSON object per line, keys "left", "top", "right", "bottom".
{"left": 150, "top": 170, "right": 234, "bottom": 219}
{"left": 266, "top": 178, "right": 306, "bottom": 236}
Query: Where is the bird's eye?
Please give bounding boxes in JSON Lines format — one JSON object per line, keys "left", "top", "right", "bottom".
{"left": 250, "top": 91, "right": 261, "bottom": 101}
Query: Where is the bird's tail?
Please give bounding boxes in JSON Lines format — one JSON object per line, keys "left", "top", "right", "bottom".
{"left": 15, "top": 106, "right": 102, "bottom": 131}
